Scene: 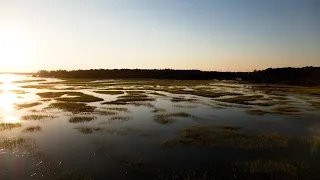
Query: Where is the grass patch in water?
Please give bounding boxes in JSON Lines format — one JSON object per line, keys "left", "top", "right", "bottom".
{"left": 101, "top": 107, "right": 129, "bottom": 112}
{"left": 129, "top": 102, "right": 155, "bottom": 108}
{"left": 48, "top": 102, "right": 96, "bottom": 114}
{"left": 15, "top": 102, "right": 42, "bottom": 109}
{"left": 148, "top": 92, "right": 166, "bottom": 96}
{"left": 0, "top": 123, "right": 22, "bottom": 131}
{"left": 170, "top": 97, "right": 198, "bottom": 103}
{"left": 21, "top": 115, "right": 57, "bottom": 121}
{"left": 23, "top": 125, "right": 41, "bottom": 132}
{"left": 154, "top": 114, "right": 173, "bottom": 124}
{"left": 69, "top": 116, "right": 97, "bottom": 123}
{"left": 154, "top": 112, "right": 193, "bottom": 124}
{"left": 0, "top": 137, "right": 26, "bottom": 149}
{"left": 174, "top": 104, "right": 198, "bottom": 108}
{"left": 109, "top": 116, "right": 131, "bottom": 122}
{"left": 21, "top": 84, "right": 54, "bottom": 89}
{"left": 162, "top": 126, "right": 289, "bottom": 149}
{"left": 37, "top": 91, "right": 103, "bottom": 102}
{"left": 152, "top": 108, "right": 167, "bottom": 113}
{"left": 251, "top": 100, "right": 290, "bottom": 107}
{"left": 93, "top": 90, "right": 124, "bottom": 95}
{"left": 74, "top": 126, "right": 103, "bottom": 134}
{"left": 309, "top": 101, "right": 320, "bottom": 110}
{"left": 216, "top": 95, "right": 264, "bottom": 105}
{"left": 10, "top": 90, "right": 27, "bottom": 94}
{"left": 95, "top": 110, "right": 118, "bottom": 116}
{"left": 232, "top": 160, "right": 310, "bottom": 179}
{"left": 272, "top": 106, "right": 300, "bottom": 113}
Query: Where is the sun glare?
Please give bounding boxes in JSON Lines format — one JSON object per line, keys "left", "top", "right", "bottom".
{"left": 0, "top": 27, "right": 34, "bottom": 70}
{"left": 0, "top": 74, "right": 24, "bottom": 123}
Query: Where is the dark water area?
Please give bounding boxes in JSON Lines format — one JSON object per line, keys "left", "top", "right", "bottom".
{"left": 1, "top": 74, "right": 320, "bottom": 179}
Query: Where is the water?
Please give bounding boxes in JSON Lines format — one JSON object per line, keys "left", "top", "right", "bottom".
{"left": 0, "top": 74, "right": 319, "bottom": 179}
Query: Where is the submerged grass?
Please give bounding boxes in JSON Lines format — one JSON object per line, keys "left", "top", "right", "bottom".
{"left": 163, "top": 126, "right": 290, "bottom": 149}
{"left": 15, "top": 102, "right": 42, "bottom": 109}
{"left": 170, "top": 97, "right": 198, "bottom": 103}
{"left": 69, "top": 116, "right": 97, "bottom": 123}
{"left": 246, "top": 106, "right": 300, "bottom": 116}
{"left": 21, "top": 115, "right": 57, "bottom": 121}
{"left": 0, "top": 123, "right": 22, "bottom": 131}
{"left": 251, "top": 100, "right": 290, "bottom": 107}
{"left": 152, "top": 108, "right": 167, "bottom": 113}
{"left": 23, "top": 125, "right": 41, "bottom": 132}
{"left": 154, "top": 112, "right": 193, "bottom": 125}
{"left": 0, "top": 137, "right": 26, "bottom": 149}
{"left": 48, "top": 102, "right": 96, "bottom": 114}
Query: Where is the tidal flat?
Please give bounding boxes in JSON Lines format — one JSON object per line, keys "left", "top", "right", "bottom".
{"left": 0, "top": 75, "right": 320, "bottom": 180}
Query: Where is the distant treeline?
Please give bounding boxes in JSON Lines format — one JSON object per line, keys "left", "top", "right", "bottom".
{"left": 36, "top": 67, "right": 320, "bottom": 85}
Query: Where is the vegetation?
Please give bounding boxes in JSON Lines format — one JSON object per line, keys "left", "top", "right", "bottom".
{"left": 23, "top": 125, "right": 42, "bottom": 132}
{"left": 36, "top": 67, "right": 320, "bottom": 85}
{"left": 37, "top": 91, "right": 103, "bottom": 102}
{"left": 74, "top": 126, "right": 102, "bottom": 134}
{"left": 246, "top": 106, "right": 300, "bottom": 116}
{"left": 101, "top": 107, "right": 129, "bottom": 112}
{"left": 163, "top": 126, "right": 290, "bottom": 149}
{"left": 0, "top": 123, "right": 22, "bottom": 130}
{"left": 109, "top": 116, "right": 131, "bottom": 122}
{"left": 216, "top": 95, "right": 264, "bottom": 105}
{"left": 69, "top": 116, "right": 97, "bottom": 123}
{"left": 272, "top": 106, "right": 300, "bottom": 113}
{"left": 48, "top": 102, "right": 96, "bottom": 114}
{"left": 15, "top": 102, "right": 42, "bottom": 109}
{"left": 93, "top": 90, "right": 124, "bottom": 95}
{"left": 95, "top": 110, "right": 118, "bottom": 116}
{"left": 0, "top": 137, "right": 26, "bottom": 149}
{"left": 154, "top": 112, "right": 193, "bottom": 124}
{"left": 21, "top": 115, "right": 57, "bottom": 121}
{"left": 170, "top": 97, "right": 198, "bottom": 103}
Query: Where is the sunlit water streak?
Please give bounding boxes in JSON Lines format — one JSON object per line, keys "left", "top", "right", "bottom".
{"left": 0, "top": 74, "right": 23, "bottom": 123}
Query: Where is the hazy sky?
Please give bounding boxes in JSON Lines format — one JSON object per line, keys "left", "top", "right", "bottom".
{"left": 0, "top": 0, "right": 319, "bottom": 72}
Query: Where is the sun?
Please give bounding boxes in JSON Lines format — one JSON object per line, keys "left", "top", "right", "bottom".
{"left": 0, "top": 27, "right": 33, "bottom": 70}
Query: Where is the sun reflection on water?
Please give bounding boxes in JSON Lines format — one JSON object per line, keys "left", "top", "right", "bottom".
{"left": 0, "top": 74, "right": 23, "bottom": 123}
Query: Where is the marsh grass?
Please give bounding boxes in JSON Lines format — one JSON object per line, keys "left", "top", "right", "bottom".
{"left": 23, "top": 125, "right": 41, "bottom": 132}
{"left": 272, "top": 106, "right": 300, "bottom": 113}
{"left": 154, "top": 114, "right": 173, "bottom": 124}
{"left": 0, "top": 137, "right": 26, "bottom": 149}
{"left": 21, "top": 115, "right": 57, "bottom": 121}
{"left": 13, "top": 79, "right": 46, "bottom": 83}
{"left": 170, "top": 97, "right": 198, "bottom": 103}
{"left": 48, "top": 102, "right": 96, "bottom": 114}
{"left": 148, "top": 92, "right": 167, "bottom": 96}
{"left": 101, "top": 107, "right": 129, "bottom": 112}
{"left": 37, "top": 91, "right": 103, "bottom": 102}
{"left": 216, "top": 95, "right": 264, "bottom": 105}
{"left": 232, "top": 160, "right": 309, "bottom": 179}
{"left": 69, "top": 116, "right": 97, "bottom": 123}
{"left": 10, "top": 90, "right": 27, "bottom": 94}
{"left": 109, "top": 116, "right": 131, "bottom": 122}
{"left": 93, "top": 90, "right": 124, "bottom": 95}
{"left": 95, "top": 110, "right": 118, "bottom": 116}
{"left": 0, "top": 123, "right": 22, "bottom": 131}
{"left": 309, "top": 101, "right": 320, "bottom": 110}
{"left": 154, "top": 112, "right": 194, "bottom": 124}
{"left": 174, "top": 104, "right": 198, "bottom": 108}
{"left": 152, "top": 108, "right": 167, "bottom": 113}
{"left": 15, "top": 102, "right": 42, "bottom": 109}
{"left": 21, "top": 84, "right": 55, "bottom": 89}
{"left": 129, "top": 102, "right": 155, "bottom": 108}
{"left": 251, "top": 100, "right": 290, "bottom": 107}
{"left": 74, "top": 126, "right": 102, "bottom": 134}
{"left": 163, "top": 126, "right": 290, "bottom": 149}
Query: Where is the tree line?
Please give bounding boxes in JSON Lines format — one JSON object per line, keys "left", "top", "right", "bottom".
{"left": 36, "top": 67, "right": 320, "bottom": 86}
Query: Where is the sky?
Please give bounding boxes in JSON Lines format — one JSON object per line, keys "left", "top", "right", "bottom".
{"left": 0, "top": 0, "right": 319, "bottom": 72}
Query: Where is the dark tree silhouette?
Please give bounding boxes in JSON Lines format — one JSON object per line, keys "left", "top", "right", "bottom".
{"left": 36, "top": 67, "right": 320, "bottom": 86}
